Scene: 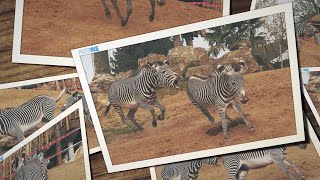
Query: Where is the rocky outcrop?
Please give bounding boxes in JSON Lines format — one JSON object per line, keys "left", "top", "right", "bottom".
{"left": 306, "top": 75, "right": 320, "bottom": 93}
{"left": 184, "top": 65, "right": 213, "bottom": 79}
{"left": 89, "top": 73, "right": 116, "bottom": 93}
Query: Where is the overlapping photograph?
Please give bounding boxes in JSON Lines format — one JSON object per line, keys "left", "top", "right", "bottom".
{"left": 0, "top": 100, "right": 91, "bottom": 179}
{"left": 72, "top": 4, "right": 304, "bottom": 172}
{"left": 12, "top": 0, "right": 228, "bottom": 66}
{"left": 251, "top": 0, "right": 320, "bottom": 67}
{"left": 0, "top": 74, "right": 99, "bottom": 155}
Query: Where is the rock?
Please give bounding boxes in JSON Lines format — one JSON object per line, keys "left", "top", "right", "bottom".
{"left": 138, "top": 54, "right": 167, "bottom": 67}
{"left": 167, "top": 46, "right": 210, "bottom": 74}
{"left": 89, "top": 73, "right": 116, "bottom": 93}
{"left": 306, "top": 75, "right": 320, "bottom": 93}
{"left": 212, "top": 48, "right": 261, "bottom": 74}
{"left": 185, "top": 65, "right": 214, "bottom": 79}
{"left": 115, "top": 70, "right": 134, "bottom": 80}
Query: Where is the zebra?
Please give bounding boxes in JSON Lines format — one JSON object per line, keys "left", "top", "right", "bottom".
{"left": 105, "top": 60, "right": 179, "bottom": 131}
{"left": 61, "top": 90, "right": 93, "bottom": 125}
{"left": 223, "top": 146, "right": 306, "bottom": 180}
{"left": 295, "top": 21, "right": 319, "bottom": 48}
{"left": 161, "top": 156, "right": 218, "bottom": 180}
{"left": 0, "top": 88, "right": 65, "bottom": 142}
{"left": 101, "top": 0, "right": 166, "bottom": 27}
{"left": 186, "top": 61, "right": 253, "bottom": 139}
{"left": 13, "top": 151, "right": 49, "bottom": 180}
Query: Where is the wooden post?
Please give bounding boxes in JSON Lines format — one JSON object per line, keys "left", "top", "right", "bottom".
{"left": 55, "top": 125, "right": 62, "bottom": 166}
{"left": 66, "top": 116, "right": 70, "bottom": 131}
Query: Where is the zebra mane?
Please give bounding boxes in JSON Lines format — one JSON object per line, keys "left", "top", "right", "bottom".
{"left": 134, "top": 61, "right": 164, "bottom": 76}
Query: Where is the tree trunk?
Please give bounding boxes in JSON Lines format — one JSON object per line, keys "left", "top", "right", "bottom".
{"left": 173, "top": 35, "right": 182, "bottom": 47}
{"left": 279, "top": 41, "right": 283, "bottom": 68}
{"left": 94, "top": 51, "right": 111, "bottom": 74}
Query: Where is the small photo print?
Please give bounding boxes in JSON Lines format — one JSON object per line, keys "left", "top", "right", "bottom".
{"left": 0, "top": 74, "right": 98, "bottom": 156}
{"left": 13, "top": 0, "right": 226, "bottom": 66}
{"left": 251, "top": 0, "right": 320, "bottom": 68}
{"left": 0, "top": 102, "right": 91, "bottom": 180}
{"left": 73, "top": 4, "right": 304, "bottom": 172}
{"left": 153, "top": 119, "right": 320, "bottom": 180}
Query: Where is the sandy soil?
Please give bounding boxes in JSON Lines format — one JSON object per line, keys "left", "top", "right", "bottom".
{"left": 155, "top": 141, "right": 320, "bottom": 180}
{"left": 48, "top": 159, "right": 86, "bottom": 180}
{"left": 21, "top": 0, "right": 222, "bottom": 57}
{"left": 94, "top": 68, "right": 298, "bottom": 165}
{"left": 299, "top": 39, "right": 320, "bottom": 67}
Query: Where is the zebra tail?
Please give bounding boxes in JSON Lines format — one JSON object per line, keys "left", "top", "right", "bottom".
{"left": 105, "top": 103, "right": 111, "bottom": 116}
{"left": 55, "top": 87, "right": 66, "bottom": 102}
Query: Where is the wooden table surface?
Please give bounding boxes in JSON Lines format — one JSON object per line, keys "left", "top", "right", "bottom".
{"left": 1, "top": 0, "right": 319, "bottom": 179}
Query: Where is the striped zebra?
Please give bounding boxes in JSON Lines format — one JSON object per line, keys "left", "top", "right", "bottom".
{"left": 187, "top": 61, "right": 253, "bottom": 139}
{"left": 0, "top": 88, "right": 65, "bottom": 142}
{"left": 61, "top": 90, "right": 93, "bottom": 125}
{"left": 161, "top": 157, "right": 218, "bottom": 180}
{"left": 101, "top": 0, "right": 166, "bottom": 26}
{"left": 105, "top": 60, "right": 179, "bottom": 131}
{"left": 14, "top": 152, "right": 49, "bottom": 180}
{"left": 223, "top": 146, "right": 306, "bottom": 180}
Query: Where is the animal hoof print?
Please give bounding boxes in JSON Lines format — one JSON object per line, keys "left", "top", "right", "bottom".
{"left": 152, "top": 121, "right": 157, "bottom": 127}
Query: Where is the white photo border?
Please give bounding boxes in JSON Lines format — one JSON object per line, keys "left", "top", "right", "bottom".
{"left": 72, "top": 3, "right": 305, "bottom": 173}
{"left": 12, "top": 0, "right": 230, "bottom": 67}
{"left": 0, "top": 101, "right": 92, "bottom": 179}
{"left": 148, "top": 117, "right": 320, "bottom": 180}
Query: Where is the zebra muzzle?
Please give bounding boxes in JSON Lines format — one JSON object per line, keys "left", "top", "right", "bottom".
{"left": 240, "top": 96, "right": 249, "bottom": 104}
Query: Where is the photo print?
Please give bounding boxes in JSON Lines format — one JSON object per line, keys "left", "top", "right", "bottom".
{"left": 0, "top": 101, "right": 91, "bottom": 180}
{"left": 151, "top": 118, "right": 320, "bottom": 180}
{"left": 0, "top": 74, "right": 100, "bottom": 156}
{"left": 251, "top": 0, "right": 320, "bottom": 68}
{"left": 12, "top": 0, "right": 228, "bottom": 66}
{"left": 72, "top": 4, "right": 304, "bottom": 172}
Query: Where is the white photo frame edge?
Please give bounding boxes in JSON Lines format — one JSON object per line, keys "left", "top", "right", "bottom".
{"left": 0, "top": 101, "right": 92, "bottom": 179}
{"left": 12, "top": 0, "right": 230, "bottom": 67}
{"left": 72, "top": 3, "right": 305, "bottom": 173}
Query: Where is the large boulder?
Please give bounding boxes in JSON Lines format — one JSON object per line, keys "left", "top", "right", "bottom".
{"left": 305, "top": 75, "right": 320, "bottom": 93}
{"left": 212, "top": 48, "right": 261, "bottom": 74}
{"left": 185, "top": 65, "right": 214, "bottom": 79}
{"left": 138, "top": 54, "right": 167, "bottom": 67}
{"left": 167, "top": 46, "right": 210, "bottom": 74}
{"left": 89, "top": 73, "right": 116, "bottom": 93}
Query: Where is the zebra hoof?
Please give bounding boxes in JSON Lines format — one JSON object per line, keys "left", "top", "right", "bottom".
{"left": 157, "top": 114, "right": 164, "bottom": 120}
{"left": 149, "top": 15, "right": 155, "bottom": 22}
{"left": 105, "top": 11, "right": 111, "bottom": 17}
{"left": 224, "top": 134, "right": 228, "bottom": 139}
{"left": 249, "top": 128, "right": 256, "bottom": 134}
{"left": 152, "top": 121, "right": 157, "bottom": 127}
{"left": 121, "top": 20, "right": 127, "bottom": 27}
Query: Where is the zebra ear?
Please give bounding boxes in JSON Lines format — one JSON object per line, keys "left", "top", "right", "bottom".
{"left": 72, "top": 91, "right": 79, "bottom": 97}
{"left": 217, "top": 64, "right": 226, "bottom": 73}
{"left": 238, "top": 60, "right": 245, "bottom": 67}
{"left": 164, "top": 60, "right": 169, "bottom": 65}
{"left": 145, "top": 61, "right": 153, "bottom": 67}
{"left": 234, "top": 60, "right": 245, "bottom": 72}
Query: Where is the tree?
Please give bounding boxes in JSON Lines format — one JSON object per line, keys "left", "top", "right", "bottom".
{"left": 293, "top": 0, "right": 319, "bottom": 36}
{"left": 255, "top": 0, "right": 277, "bottom": 9}
{"left": 93, "top": 51, "right": 111, "bottom": 74}
{"left": 111, "top": 38, "right": 174, "bottom": 74}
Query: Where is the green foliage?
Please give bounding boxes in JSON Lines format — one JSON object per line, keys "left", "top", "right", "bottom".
{"left": 111, "top": 38, "right": 174, "bottom": 74}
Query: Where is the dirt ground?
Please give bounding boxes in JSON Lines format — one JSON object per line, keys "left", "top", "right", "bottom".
{"left": 94, "top": 68, "right": 298, "bottom": 165}
{"left": 21, "top": 0, "right": 222, "bottom": 57}
{"left": 48, "top": 159, "right": 86, "bottom": 180}
{"left": 155, "top": 141, "right": 320, "bottom": 180}
{"left": 299, "top": 39, "right": 320, "bottom": 67}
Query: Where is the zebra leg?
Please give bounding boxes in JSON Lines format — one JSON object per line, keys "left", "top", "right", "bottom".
{"left": 10, "top": 125, "right": 25, "bottom": 142}
{"left": 271, "top": 156, "right": 297, "bottom": 180}
{"left": 225, "top": 157, "right": 241, "bottom": 180}
{"left": 153, "top": 100, "right": 165, "bottom": 120}
{"left": 232, "top": 102, "right": 254, "bottom": 131}
{"left": 113, "top": 104, "right": 140, "bottom": 131}
{"left": 43, "top": 112, "right": 55, "bottom": 122}
{"left": 122, "top": 0, "right": 132, "bottom": 26}
{"left": 198, "top": 106, "right": 215, "bottom": 124}
{"left": 237, "top": 165, "right": 249, "bottom": 180}
{"left": 110, "top": 0, "right": 126, "bottom": 26}
{"left": 217, "top": 108, "right": 228, "bottom": 139}
{"left": 127, "top": 108, "right": 144, "bottom": 131}
{"left": 138, "top": 101, "right": 157, "bottom": 127}
{"left": 149, "top": 0, "right": 156, "bottom": 22}
{"left": 225, "top": 114, "right": 234, "bottom": 121}
{"left": 283, "top": 159, "right": 306, "bottom": 180}
{"left": 101, "top": 0, "right": 111, "bottom": 16}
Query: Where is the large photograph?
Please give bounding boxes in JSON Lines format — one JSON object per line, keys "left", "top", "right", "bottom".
{"left": 0, "top": 74, "right": 98, "bottom": 156}
{"left": 152, "top": 119, "right": 320, "bottom": 180}
{"left": 73, "top": 4, "right": 304, "bottom": 172}
{"left": 13, "top": 0, "right": 227, "bottom": 66}
{"left": 251, "top": 0, "right": 320, "bottom": 68}
{"left": 0, "top": 101, "right": 91, "bottom": 180}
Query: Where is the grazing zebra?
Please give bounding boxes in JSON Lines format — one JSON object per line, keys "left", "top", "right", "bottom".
{"left": 61, "top": 90, "right": 93, "bottom": 125}
{"left": 0, "top": 88, "right": 65, "bottom": 142}
{"left": 14, "top": 152, "right": 49, "bottom": 180}
{"left": 101, "top": 0, "right": 166, "bottom": 26}
{"left": 105, "top": 60, "right": 179, "bottom": 131}
{"left": 187, "top": 61, "right": 253, "bottom": 139}
{"left": 296, "top": 22, "right": 319, "bottom": 39}
{"left": 161, "top": 157, "right": 218, "bottom": 180}
{"left": 223, "top": 146, "right": 306, "bottom": 180}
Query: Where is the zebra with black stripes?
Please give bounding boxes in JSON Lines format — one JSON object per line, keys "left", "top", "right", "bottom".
{"left": 105, "top": 60, "right": 179, "bottom": 131}
{"left": 161, "top": 156, "right": 218, "bottom": 180}
{"left": 187, "top": 61, "right": 253, "bottom": 139}
{"left": 0, "top": 88, "right": 65, "bottom": 142}
{"left": 223, "top": 146, "right": 306, "bottom": 180}
{"left": 101, "top": 0, "right": 166, "bottom": 26}
{"left": 14, "top": 151, "right": 49, "bottom": 180}
{"left": 61, "top": 90, "right": 93, "bottom": 125}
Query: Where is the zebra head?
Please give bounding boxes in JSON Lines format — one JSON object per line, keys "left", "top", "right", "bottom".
{"left": 61, "top": 91, "right": 82, "bottom": 112}
{"left": 204, "top": 156, "right": 219, "bottom": 166}
{"left": 148, "top": 60, "right": 180, "bottom": 89}
{"left": 304, "top": 23, "right": 319, "bottom": 36}
{"left": 217, "top": 60, "right": 248, "bottom": 104}
{"left": 157, "top": 0, "right": 166, "bottom": 6}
